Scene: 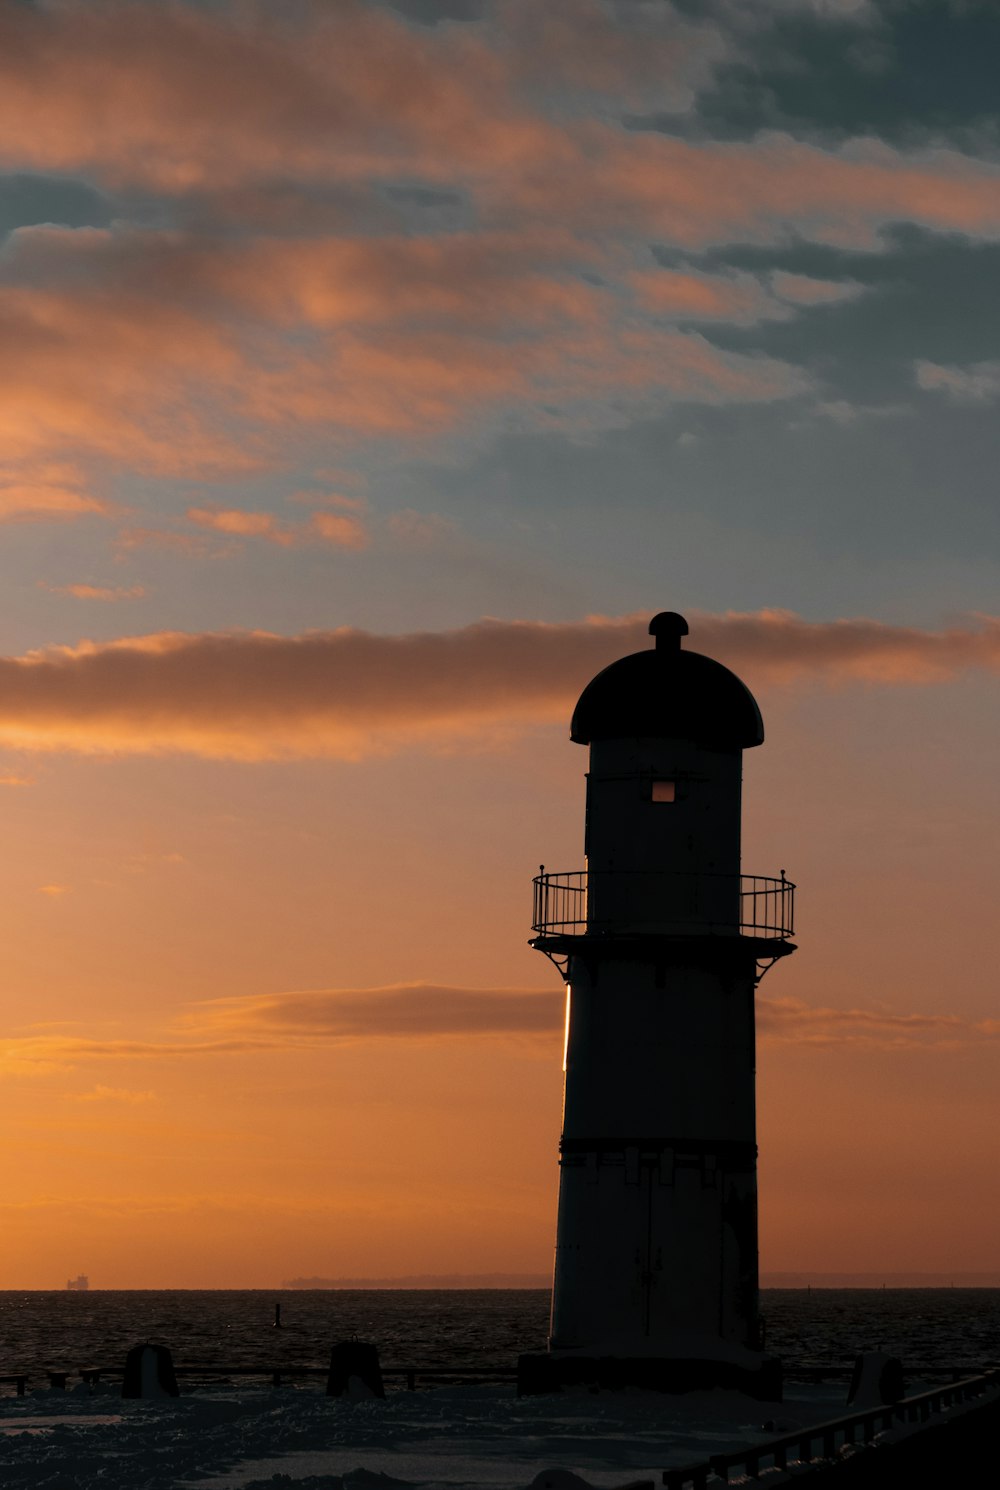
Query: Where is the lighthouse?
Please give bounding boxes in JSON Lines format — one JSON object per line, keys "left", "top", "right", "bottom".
{"left": 519, "top": 612, "right": 795, "bottom": 1400}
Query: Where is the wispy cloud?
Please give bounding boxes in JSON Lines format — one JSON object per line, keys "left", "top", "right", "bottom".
{"left": 770, "top": 272, "right": 864, "bottom": 307}
{"left": 0, "top": 4, "right": 993, "bottom": 472}
{"left": 0, "top": 4, "right": 992, "bottom": 254}
{"left": 3, "top": 983, "right": 991, "bottom": 1074}
{"left": 192, "top": 983, "right": 562, "bottom": 1039}
{"left": 114, "top": 527, "right": 229, "bottom": 557}
{"left": 386, "top": 510, "right": 458, "bottom": 546}
{"left": 197, "top": 983, "right": 988, "bottom": 1052}
{"left": 0, "top": 222, "right": 812, "bottom": 484}
{"left": 0, "top": 986, "right": 559, "bottom": 1074}
{"left": 757, "top": 996, "right": 966, "bottom": 1049}
{"left": 0, "top": 465, "right": 109, "bottom": 523}
{"left": 0, "top": 609, "right": 995, "bottom": 761}
{"left": 631, "top": 267, "right": 864, "bottom": 326}
{"left": 46, "top": 583, "right": 146, "bottom": 602}
{"left": 187, "top": 505, "right": 369, "bottom": 550}
{"left": 916, "top": 359, "right": 1000, "bottom": 404}
{"left": 0, "top": 1, "right": 725, "bottom": 192}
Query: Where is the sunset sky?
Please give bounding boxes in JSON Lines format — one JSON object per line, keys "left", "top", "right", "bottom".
{"left": 2, "top": 0, "right": 999, "bottom": 1289}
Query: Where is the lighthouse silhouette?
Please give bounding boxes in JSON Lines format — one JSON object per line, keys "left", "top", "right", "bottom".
{"left": 519, "top": 612, "right": 796, "bottom": 1400}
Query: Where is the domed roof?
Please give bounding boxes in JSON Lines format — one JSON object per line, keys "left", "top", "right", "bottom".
{"left": 570, "top": 612, "right": 763, "bottom": 750}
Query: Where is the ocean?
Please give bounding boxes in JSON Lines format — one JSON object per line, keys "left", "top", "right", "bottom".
{"left": 3, "top": 1288, "right": 1000, "bottom": 1381}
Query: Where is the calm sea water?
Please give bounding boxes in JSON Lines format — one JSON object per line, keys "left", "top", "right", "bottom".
{"left": 2, "top": 1288, "right": 999, "bottom": 1379}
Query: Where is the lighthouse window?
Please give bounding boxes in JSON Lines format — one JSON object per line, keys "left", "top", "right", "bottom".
{"left": 651, "top": 781, "right": 676, "bottom": 803}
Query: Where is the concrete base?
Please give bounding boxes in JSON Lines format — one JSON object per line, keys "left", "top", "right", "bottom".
{"left": 517, "top": 1351, "right": 782, "bottom": 1401}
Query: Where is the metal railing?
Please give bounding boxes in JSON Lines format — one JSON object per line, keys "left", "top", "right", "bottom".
{"left": 532, "top": 869, "right": 588, "bottom": 934}
{"left": 741, "top": 872, "right": 795, "bottom": 938}
{"left": 662, "top": 1367, "right": 1000, "bottom": 1487}
{"left": 532, "top": 869, "right": 795, "bottom": 940}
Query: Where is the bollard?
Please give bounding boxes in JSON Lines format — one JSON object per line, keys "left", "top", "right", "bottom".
{"left": 846, "top": 1351, "right": 905, "bottom": 1409}
{"left": 326, "top": 1340, "right": 385, "bottom": 1399}
{"left": 121, "top": 1343, "right": 180, "bottom": 1399}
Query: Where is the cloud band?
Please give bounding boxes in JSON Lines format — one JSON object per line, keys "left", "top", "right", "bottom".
{"left": 0, "top": 609, "right": 997, "bottom": 759}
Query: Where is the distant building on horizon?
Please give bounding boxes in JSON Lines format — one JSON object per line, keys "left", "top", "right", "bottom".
{"left": 66, "top": 1274, "right": 89, "bottom": 1291}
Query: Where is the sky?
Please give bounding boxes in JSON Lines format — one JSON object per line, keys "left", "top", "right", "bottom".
{"left": 1, "top": 0, "right": 999, "bottom": 1289}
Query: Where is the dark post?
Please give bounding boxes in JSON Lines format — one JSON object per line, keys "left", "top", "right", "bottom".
{"left": 326, "top": 1340, "right": 385, "bottom": 1399}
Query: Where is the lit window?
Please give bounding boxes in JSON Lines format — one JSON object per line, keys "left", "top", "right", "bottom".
{"left": 651, "top": 781, "right": 676, "bottom": 802}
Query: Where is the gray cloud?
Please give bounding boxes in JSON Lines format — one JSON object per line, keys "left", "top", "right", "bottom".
{"left": 916, "top": 358, "right": 1000, "bottom": 403}
{"left": 663, "top": 0, "right": 999, "bottom": 151}
{"left": 757, "top": 996, "right": 966, "bottom": 1048}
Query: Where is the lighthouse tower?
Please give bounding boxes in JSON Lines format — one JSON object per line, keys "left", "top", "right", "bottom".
{"left": 519, "top": 612, "right": 795, "bottom": 1400}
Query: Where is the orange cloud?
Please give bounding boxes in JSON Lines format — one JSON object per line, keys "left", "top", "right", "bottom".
{"left": 0, "top": 462, "right": 109, "bottom": 523}
{"left": 0, "top": 610, "right": 996, "bottom": 761}
{"left": 0, "top": 6, "right": 993, "bottom": 477}
{"left": 631, "top": 268, "right": 779, "bottom": 324}
{"left": 187, "top": 505, "right": 369, "bottom": 550}
{"left": 510, "top": 130, "right": 1000, "bottom": 250}
{"left": 0, "top": 268, "right": 265, "bottom": 476}
{"left": 309, "top": 511, "right": 368, "bottom": 549}
{"left": 694, "top": 608, "right": 1000, "bottom": 684}
{"left": 0, "top": 3, "right": 993, "bottom": 262}
{"left": 48, "top": 583, "right": 146, "bottom": 602}
{"left": 186, "top": 507, "right": 282, "bottom": 540}
{"left": 0, "top": 1, "right": 719, "bottom": 193}
{"left": 0, "top": 224, "right": 809, "bottom": 479}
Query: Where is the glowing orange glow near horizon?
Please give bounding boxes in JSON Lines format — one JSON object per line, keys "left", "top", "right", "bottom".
{"left": 0, "top": 1, "right": 998, "bottom": 1292}
{"left": 0, "top": 619, "right": 997, "bottom": 1287}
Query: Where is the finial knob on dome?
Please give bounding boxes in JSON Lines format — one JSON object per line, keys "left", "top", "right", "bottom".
{"left": 648, "top": 611, "right": 689, "bottom": 651}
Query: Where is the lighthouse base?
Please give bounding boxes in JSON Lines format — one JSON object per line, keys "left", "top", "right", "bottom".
{"left": 517, "top": 1351, "right": 782, "bottom": 1401}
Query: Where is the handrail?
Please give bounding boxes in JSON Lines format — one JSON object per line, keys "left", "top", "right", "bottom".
{"left": 532, "top": 869, "right": 795, "bottom": 940}
{"left": 662, "top": 1367, "right": 1000, "bottom": 1488}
